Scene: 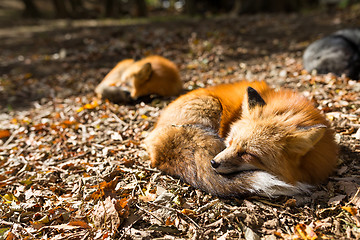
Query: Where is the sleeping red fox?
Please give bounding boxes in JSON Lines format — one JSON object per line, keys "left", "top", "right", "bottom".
{"left": 95, "top": 56, "right": 182, "bottom": 103}
{"left": 144, "top": 81, "right": 338, "bottom": 197}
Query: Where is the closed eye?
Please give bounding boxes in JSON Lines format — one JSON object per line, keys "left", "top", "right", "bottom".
{"left": 238, "top": 151, "right": 258, "bottom": 159}
{"left": 237, "top": 151, "right": 245, "bottom": 157}
{"left": 247, "top": 152, "right": 264, "bottom": 167}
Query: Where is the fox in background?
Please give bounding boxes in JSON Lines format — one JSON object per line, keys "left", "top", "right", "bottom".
{"left": 144, "top": 81, "right": 338, "bottom": 197}
{"left": 95, "top": 55, "right": 182, "bottom": 103}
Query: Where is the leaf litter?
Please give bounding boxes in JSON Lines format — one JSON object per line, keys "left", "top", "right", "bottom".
{"left": 0, "top": 9, "right": 360, "bottom": 239}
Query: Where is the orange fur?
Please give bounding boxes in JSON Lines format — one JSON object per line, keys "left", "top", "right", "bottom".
{"left": 95, "top": 56, "right": 182, "bottom": 102}
{"left": 155, "top": 81, "right": 269, "bottom": 137}
{"left": 145, "top": 81, "right": 338, "bottom": 197}
{"left": 213, "top": 89, "right": 338, "bottom": 184}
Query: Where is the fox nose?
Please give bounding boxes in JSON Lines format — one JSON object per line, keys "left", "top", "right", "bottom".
{"left": 211, "top": 159, "right": 220, "bottom": 168}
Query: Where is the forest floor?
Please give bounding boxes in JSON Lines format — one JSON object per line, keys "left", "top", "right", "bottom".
{"left": 0, "top": 8, "right": 360, "bottom": 240}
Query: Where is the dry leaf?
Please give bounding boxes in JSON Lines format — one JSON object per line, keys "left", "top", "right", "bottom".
{"left": 342, "top": 206, "right": 358, "bottom": 216}
{"left": 5, "top": 232, "right": 15, "bottom": 240}
{"left": 328, "top": 195, "right": 346, "bottom": 205}
{"left": 165, "top": 217, "right": 175, "bottom": 226}
{"left": 295, "top": 223, "right": 318, "bottom": 240}
{"left": 77, "top": 101, "right": 99, "bottom": 112}
{"left": 0, "top": 130, "right": 10, "bottom": 139}
{"left": 68, "top": 220, "right": 91, "bottom": 229}
{"left": 92, "top": 197, "right": 121, "bottom": 232}
{"left": 139, "top": 192, "right": 157, "bottom": 202}
{"left": 90, "top": 179, "right": 118, "bottom": 200}
{"left": 181, "top": 209, "right": 196, "bottom": 216}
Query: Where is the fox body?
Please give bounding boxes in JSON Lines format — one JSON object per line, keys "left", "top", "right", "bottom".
{"left": 95, "top": 56, "right": 182, "bottom": 103}
{"left": 145, "top": 81, "right": 338, "bottom": 197}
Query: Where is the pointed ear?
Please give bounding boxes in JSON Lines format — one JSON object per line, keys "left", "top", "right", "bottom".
{"left": 242, "top": 87, "right": 266, "bottom": 115}
{"left": 288, "top": 124, "right": 327, "bottom": 156}
{"left": 136, "top": 63, "right": 152, "bottom": 83}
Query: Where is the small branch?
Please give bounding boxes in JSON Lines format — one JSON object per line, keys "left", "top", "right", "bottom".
{"left": 135, "top": 204, "right": 164, "bottom": 224}
{"left": 1, "top": 129, "right": 20, "bottom": 148}
{"left": 111, "top": 113, "right": 127, "bottom": 126}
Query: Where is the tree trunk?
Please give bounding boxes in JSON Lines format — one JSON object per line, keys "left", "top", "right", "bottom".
{"left": 22, "top": 0, "right": 41, "bottom": 18}
{"left": 185, "top": 0, "right": 197, "bottom": 15}
{"left": 52, "top": 0, "right": 69, "bottom": 18}
{"left": 234, "top": 0, "right": 311, "bottom": 13}
{"left": 105, "top": 0, "right": 114, "bottom": 17}
{"left": 134, "top": 0, "right": 147, "bottom": 17}
{"left": 230, "top": 0, "right": 242, "bottom": 16}
{"left": 69, "top": 0, "right": 85, "bottom": 17}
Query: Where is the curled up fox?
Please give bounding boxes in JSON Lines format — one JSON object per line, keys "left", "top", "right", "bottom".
{"left": 144, "top": 81, "right": 338, "bottom": 197}
{"left": 95, "top": 55, "right": 182, "bottom": 103}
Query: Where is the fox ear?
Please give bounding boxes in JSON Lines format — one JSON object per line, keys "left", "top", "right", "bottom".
{"left": 242, "top": 87, "right": 266, "bottom": 115}
{"left": 288, "top": 124, "right": 327, "bottom": 156}
{"left": 247, "top": 87, "right": 266, "bottom": 109}
{"left": 136, "top": 63, "right": 152, "bottom": 83}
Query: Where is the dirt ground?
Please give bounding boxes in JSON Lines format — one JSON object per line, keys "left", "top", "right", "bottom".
{"left": 0, "top": 8, "right": 359, "bottom": 240}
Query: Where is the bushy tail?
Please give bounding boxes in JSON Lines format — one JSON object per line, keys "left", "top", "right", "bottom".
{"left": 145, "top": 125, "right": 311, "bottom": 198}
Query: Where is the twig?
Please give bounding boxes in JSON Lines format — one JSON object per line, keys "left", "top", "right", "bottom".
{"left": 80, "top": 230, "right": 90, "bottom": 240}
{"left": 147, "top": 202, "right": 200, "bottom": 229}
{"left": 132, "top": 173, "right": 144, "bottom": 197}
{"left": 136, "top": 165, "right": 161, "bottom": 173}
{"left": 1, "top": 129, "right": 20, "bottom": 148}
{"left": 0, "top": 219, "right": 14, "bottom": 225}
{"left": 111, "top": 113, "right": 127, "bottom": 126}
{"left": 135, "top": 204, "right": 164, "bottom": 224}
{"left": 54, "top": 150, "right": 91, "bottom": 164}
{"left": 196, "top": 199, "right": 220, "bottom": 213}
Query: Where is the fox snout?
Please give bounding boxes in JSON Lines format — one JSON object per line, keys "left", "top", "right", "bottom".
{"left": 101, "top": 86, "right": 133, "bottom": 103}
{"left": 211, "top": 147, "right": 260, "bottom": 174}
{"left": 210, "top": 159, "right": 220, "bottom": 168}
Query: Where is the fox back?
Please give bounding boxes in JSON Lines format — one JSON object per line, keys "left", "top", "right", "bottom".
{"left": 95, "top": 55, "right": 182, "bottom": 103}
{"left": 145, "top": 81, "right": 338, "bottom": 197}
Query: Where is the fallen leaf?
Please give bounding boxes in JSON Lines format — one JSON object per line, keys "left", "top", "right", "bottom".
{"left": 328, "top": 195, "right": 346, "bottom": 205}
{"left": 116, "top": 197, "right": 131, "bottom": 218}
{"left": 338, "top": 182, "right": 360, "bottom": 207}
{"left": 90, "top": 179, "right": 118, "bottom": 200}
{"left": 92, "top": 196, "right": 122, "bottom": 232}
{"left": 295, "top": 223, "right": 318, "bottom": 240}
{"left": 243, "top": 225, "right": 260, "bottom": 240}
{"left": 0, "top": 130, "right": 10, "bottom": 139}
{"left": 5, "top": 232, "right": 15, "bottom": 240}
{"left": 2, "top": 193, "right": 18, "bottom": 204}
{"left": 139, "top": 192, "right": 157, "bottom": 202}
{"left": 0, "top": 228, "right": 10, "bottom": 238}
{"left": 342, "top": 206, "right": 358, "bottom": 216}
{"left": 165, "top": 217, "right": 175, "bottom": 226}
{"left": 181, "top": 209, "right": 196, "bottom": 216}
{"left": 68, "top": 220, "right": 91, "bottom": 229}
{"left": 77, "top": 101, "right": 99, "bottom": 112}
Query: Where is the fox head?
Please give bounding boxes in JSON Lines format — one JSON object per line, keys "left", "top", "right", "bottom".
{"left": 211, "top": 87, "right": 327, "bottom": 183}
{"left": 121, "top": 62, "right": 153, "bottom": 98}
